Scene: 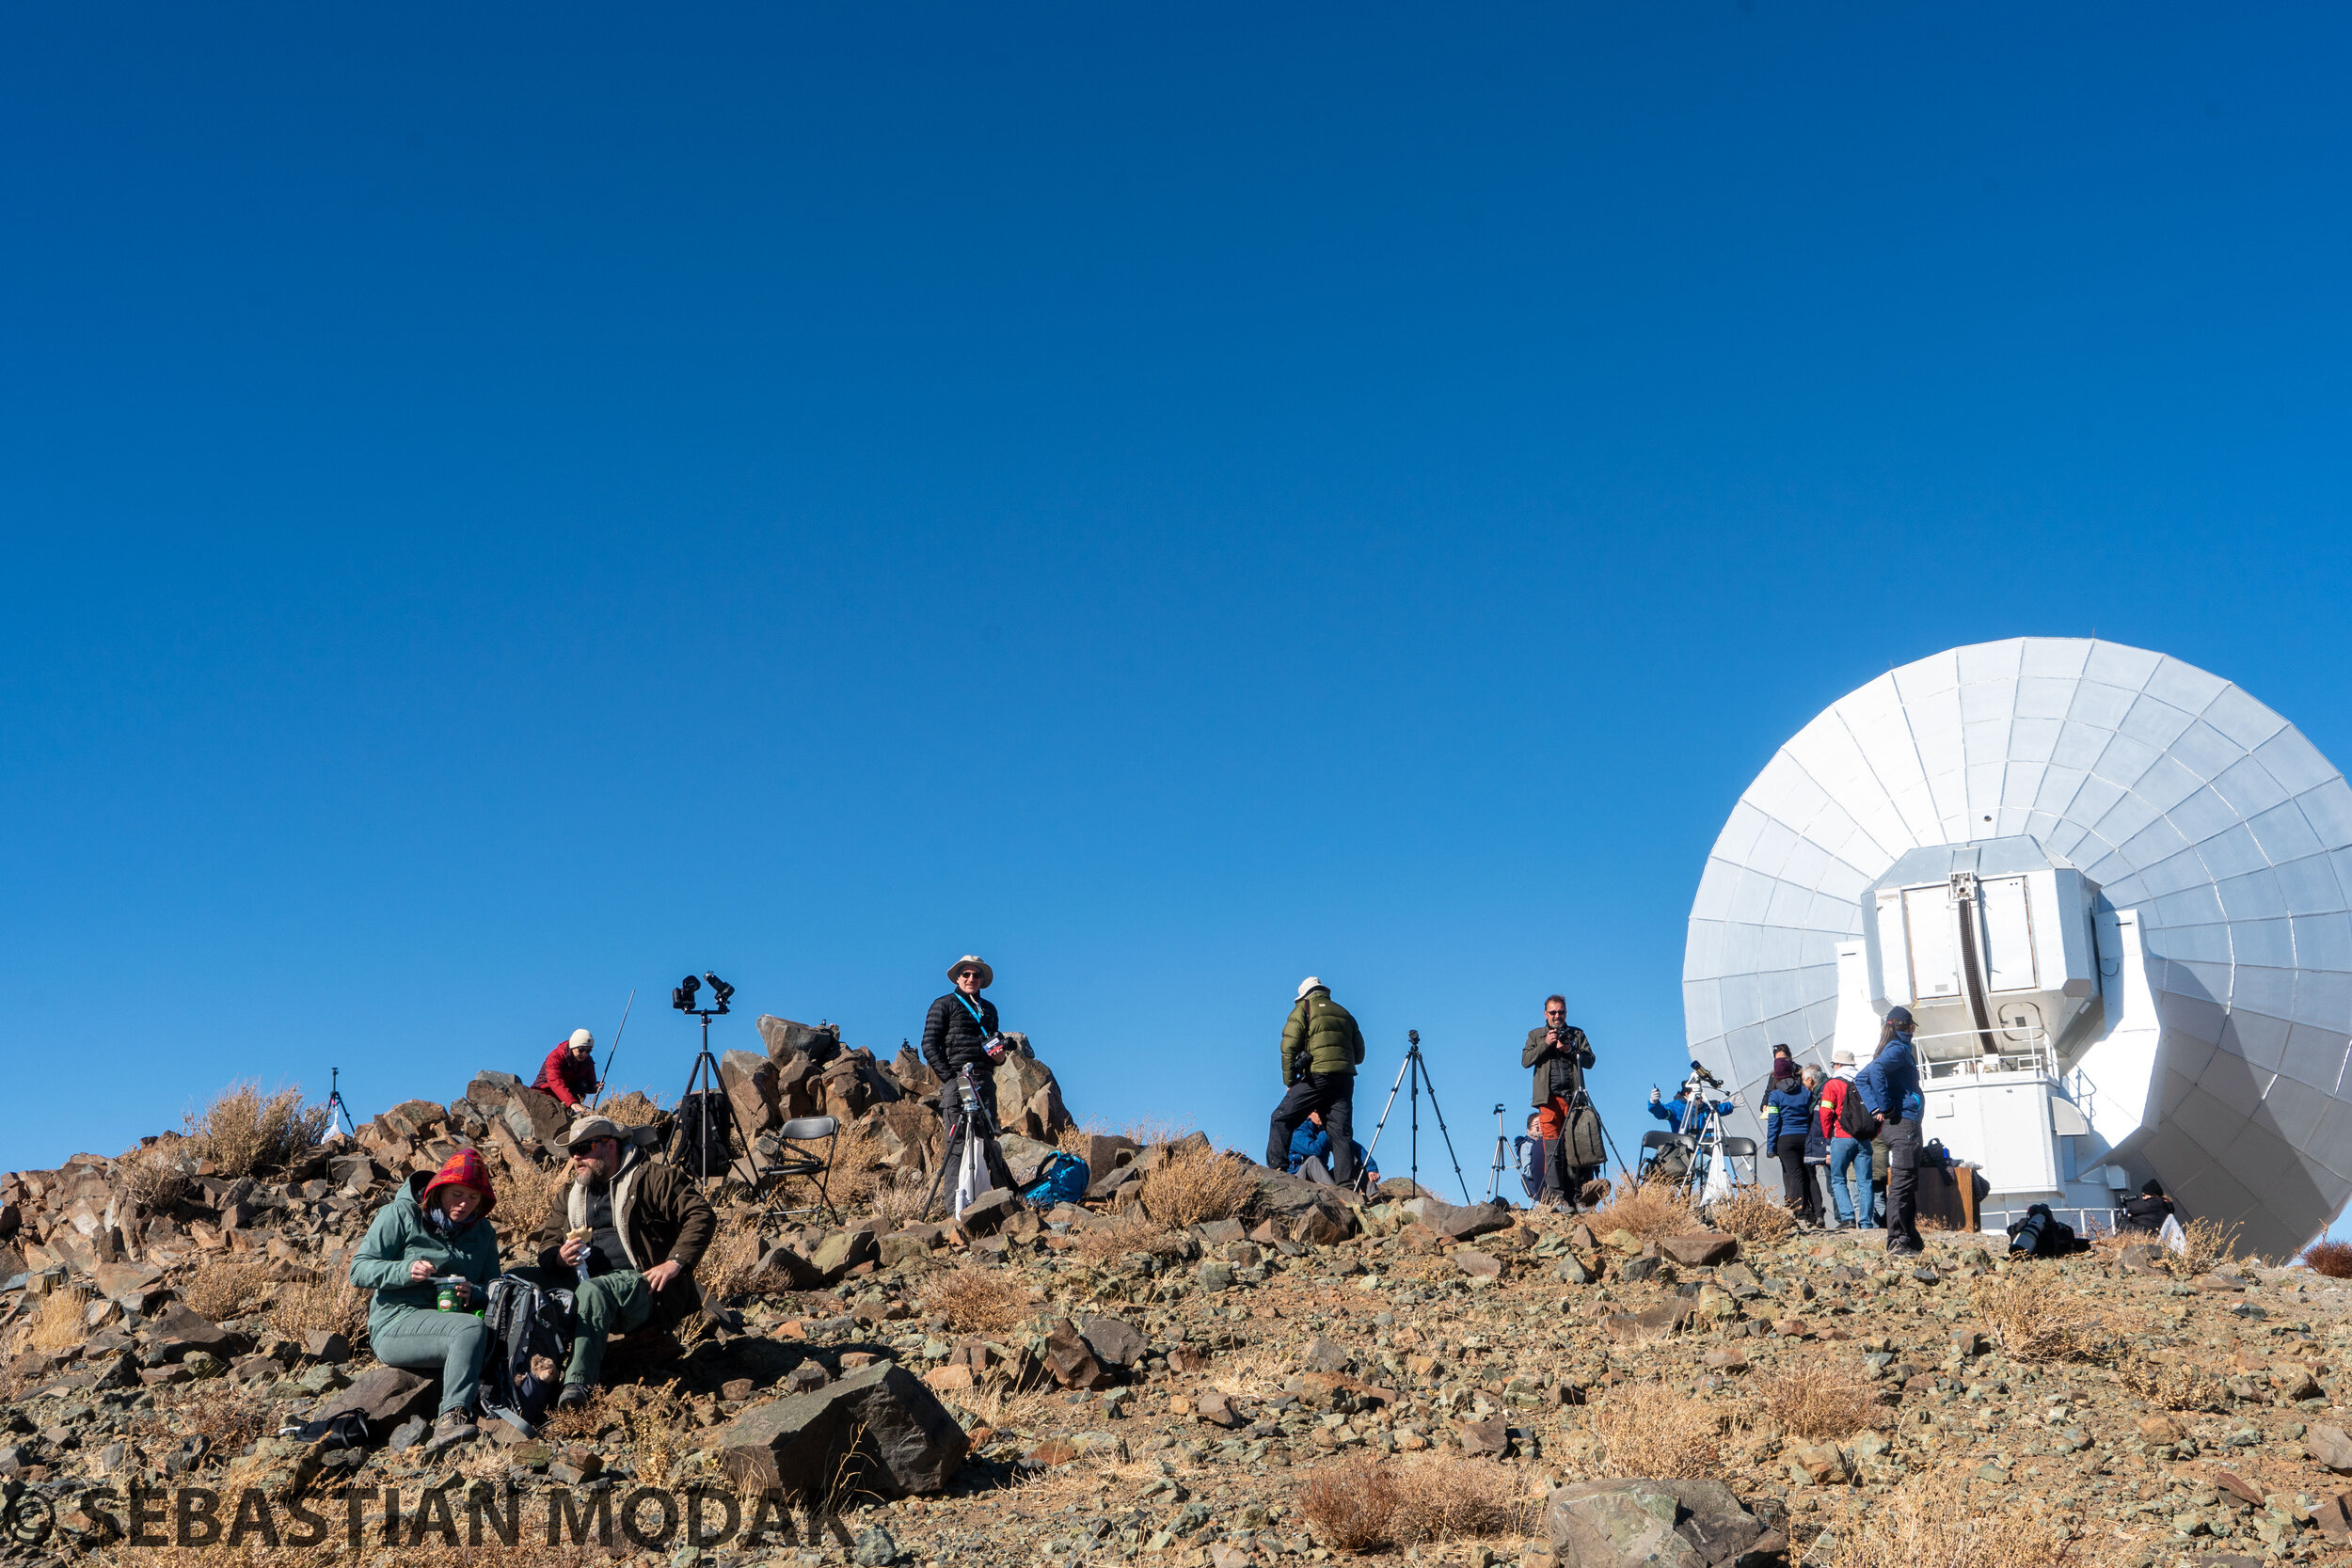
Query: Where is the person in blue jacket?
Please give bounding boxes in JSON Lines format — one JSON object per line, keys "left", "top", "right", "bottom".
{"left": 1852, "top": 1006, "right": 1925, "bottom": 1256}
{"left": 1287, "top": 1110, "right": 1378, "bottom": 1189}
{"left": 1647, "top": 1085, "right": 1734, "bottom": 1135}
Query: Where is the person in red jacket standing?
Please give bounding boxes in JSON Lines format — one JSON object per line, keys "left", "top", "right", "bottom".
{"left": 533, "top": 1029, "right": 599, "bottom": 1108}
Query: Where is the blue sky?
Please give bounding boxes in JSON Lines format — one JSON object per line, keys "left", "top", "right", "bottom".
{"left": 4, "top": 6, "right": 2349, "bottom": 1226}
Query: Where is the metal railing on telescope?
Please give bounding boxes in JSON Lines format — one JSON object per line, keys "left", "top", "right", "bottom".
{"left": 1911, "top": 1025, "right": 2058, "bottom": 1081}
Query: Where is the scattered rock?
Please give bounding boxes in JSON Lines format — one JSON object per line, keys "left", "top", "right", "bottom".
{"left": 309, "top": 1366, "right": 437, "bottom": 1439}
{"left": 713, "top": 1360, "right": 968, "bottom": 1499}
{"left": 1658, "top": 1234, "right": 1739, "bottom": 1267}
{"left": 1545, "top": 1478, "right": 1772, "bottom": 1568}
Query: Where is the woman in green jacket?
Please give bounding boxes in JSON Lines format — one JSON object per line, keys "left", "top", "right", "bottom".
{"left": 348, "top": 1148, "right": 502, "bottom": 1448}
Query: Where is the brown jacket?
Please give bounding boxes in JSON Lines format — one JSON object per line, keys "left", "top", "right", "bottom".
{"left": 532, "top": 1148, "right": 716, "bottom": 1329}
{"left": 1522, "top": 1024, "right": 1594, "bottom": 1108}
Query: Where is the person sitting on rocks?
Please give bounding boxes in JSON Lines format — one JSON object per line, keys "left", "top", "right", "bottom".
{"left": 346, "top": 1148, "right": 502, "bottom": 1449}
{"left": 524, "top": 1114, "right": 715, "bottom": 1409}
{"left": 532, "top": 1028, "right": 600, "bottom": 1109}
{"left": 1285, "top": 1108, "right": 1378, "bottom": 1189}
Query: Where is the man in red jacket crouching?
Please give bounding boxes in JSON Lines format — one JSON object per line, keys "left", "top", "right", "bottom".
{"left": 533, "top": 1028, "right": 600, "bottom": 1108}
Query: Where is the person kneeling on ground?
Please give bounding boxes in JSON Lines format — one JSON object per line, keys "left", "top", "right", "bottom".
{"left": 533, "top": 1028, "right": 599, "bottom": 1109}
{"left": 2120, "top": 1179, "right": 2176, "bottom": 1235}
{"left": 1286, "top": 1108, "right": 1379, "bottom": 1189}
{"left": 524, "top": 1114, "right": 715, "bottom": 1410}
{"left": 347, "top": 1149, "right": 501, "bottom": 1449}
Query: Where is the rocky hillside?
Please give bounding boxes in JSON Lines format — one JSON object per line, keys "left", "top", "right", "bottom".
{"left": 6, "top": 1023, "right": 2352, "bottom": 1568}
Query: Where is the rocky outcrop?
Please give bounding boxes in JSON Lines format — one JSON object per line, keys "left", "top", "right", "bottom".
{"left": 713, "top": 1360, "right": 968, "bottom": 1498}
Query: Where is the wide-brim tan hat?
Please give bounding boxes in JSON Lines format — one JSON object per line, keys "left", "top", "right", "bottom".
{"left": 948, "top": 955, "right": 993, "bottom": 989}
{"left": 564, "top": 1116, "right": 623, "bottom": 1150}
{"left": 1831, "top": 1047, "right": 1857, "bottom": 1067}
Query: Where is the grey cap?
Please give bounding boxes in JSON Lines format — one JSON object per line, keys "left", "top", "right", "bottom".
{"left": 564, "top": 1115, "right": 623, "bottom": 1150}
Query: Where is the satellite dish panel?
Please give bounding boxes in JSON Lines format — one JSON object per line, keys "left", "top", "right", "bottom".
{"left": 1684, "top": 638, "right": 2352, "bottom": 1257}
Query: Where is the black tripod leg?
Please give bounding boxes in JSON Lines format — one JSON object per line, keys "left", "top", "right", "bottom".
{"left": 1411, "top": 1053, "right": 1473, "bottom": 1207}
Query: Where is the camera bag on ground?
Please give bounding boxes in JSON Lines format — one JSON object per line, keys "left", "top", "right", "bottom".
{"left": 671, "top": 1090, "right": 734, "bottom": 1176}
{"left": 1019, "top": 1150, "right": 1089, "bottom": 1208}
{"left": 480, "top": 1273, "right": 578, "bottom": 1435}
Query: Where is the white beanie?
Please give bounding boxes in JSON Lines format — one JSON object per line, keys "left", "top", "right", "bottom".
{"left": 1296, "top": 976, "right": 1324, "bottom": 1001}
{"left": 569, "top": 1028, "right": 595, "bottom": 1050}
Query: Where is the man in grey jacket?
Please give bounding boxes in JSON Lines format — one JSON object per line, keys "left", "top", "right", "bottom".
{"left": 1523, "top": 994, "right": 1599, "bottom": 1207}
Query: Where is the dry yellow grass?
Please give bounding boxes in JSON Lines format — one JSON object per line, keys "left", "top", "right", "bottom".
{"left": 2116, "top": 1354, "right": 2229, "bottom": 1413}
{"left": 176, "top": 1255, "right": 273, "bottom": 1323}
{"left": 1384, "top": 1457, "right": 1537, "bottom": 1543}
{"left": 30, "top": 1288, "right": 89, "bottom": 1354}
{"left": 1136, "top": 1143, "right": 1256, "bottom": 1228}
{"left": 1823, "top": 1469, "right": 2120, "bottom": 1568}
{"left": 697, "top": 1212, "right": 792, "bottom": 1301}
{"left": 1966, "top": 1273, "right": 2104, "bottom": 1363}
{"left": 1581, "top": 1386, "right": 1725, "bottom": 1480}
{"left": 120, "top": 1543, "right": 603, "bottom": 1568}
{"left": 1297, "top": 1457, "right": 1533, "bottom": 1552}
{"left": 1707, "top": 1182, "right": 1795, "bottom": 1244}
{"left": 2175, "top": 1214, "right": 2244, "bottom": 1277}
{"left": 821, "top": 1118, "right": 888, "bottom": 1208}
{"left": 1756, "top": 1357, "right": 1882, "bottom": 1440}
{"left": 265, "top": 1278, "right": 367, "bottom": 1345}
{"left": 866, "top": 1165, "right": 932, "bottom": 1229}
{"left": 183, "top": 1083, "right": 329, "bottom": 1179}
{"left": 1068, "top": 1212, "right": 1189, "bottom": 1263}
{"left": 1589, "top": 1174, "right": 1700, "bottom": 1242}
{"left": 492, "top": 1152, "right": 566, "bottom": 1242}
{"left": 922, "top": 1262, "right": 1027, "bottom": 1334}
{"left": 597, "top": 1088, "right": 663, "bottom": 1126}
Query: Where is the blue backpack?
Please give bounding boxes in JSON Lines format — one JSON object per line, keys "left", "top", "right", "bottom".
{"left": 1021, "top": 1151, "right": 1090, "bottom": 1208}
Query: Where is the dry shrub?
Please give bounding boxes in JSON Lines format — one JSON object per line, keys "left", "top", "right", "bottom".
{"left": 1138, "top": 1143, "right": 1257, "bottom": 1229}
{"left": 177, "top": 1255, "right": 273, "bottom": 1323}
{"left": 1824, "top": 1468, "right": 2118, "bottom": 1568}
{"left": 538, "top": 1385, "right": 612, "bottom": 1441}
{"left": 866, "top": 1165, "right": 932, "bottom": 1230}
{"left": 2116, "top": 1355, "right": 2229, "bottom": 1413}
{"left": 922, "top": 1262, "right": 1026, "bottom": 1334}
{"left": 121, "top": 1144, "right": 193, "bottom": 1212}
{"left": 821, "top": 1119, "right": 888, "bottom": 1209}
{"left": 1300, "top": 1457, "right": 1399, "bottom": 1552}
{"left": 1581, "top": 1386, "right": 1725, "bottom": 1480}
{"left": 1055, "top": 1123, "right": 1097, "bottom": 1158}
{"left": 1385, "top": 1457, "right": 1536, "bottom": 1542}
{"left": 2304, "top": 1239, "right": 2352, "bottom": 1279}
{"left": 1589, "top": 1174, "right": 1700, "bottom": 1243}
{"left": 2175, "top": 1214, "right": 2244, "bottom": 1277}
{"left": 1966, "top": 1273, "right": 2102, "bottom": 1363}
{"left": 1707, "top": 1182, "right": 1795, "bottom": 1244}
{"left": 266, "top": 1278, "right": 368, "bottom": 1345}
{"left": 1756, "top": 1357, "right": 1881, "bottom": 1440}
{"left": 30, "top": 1288, "right": 89, "bottom": 1354}
{"left": 599, "top": 1089, "right": 663, "bottom": 1126}
{"left": 698, "top": 1213, "right": 792, "bottom": 1301}
{"left": 1069, "top": 1212, "right": 1189, "bottom": 1263}
{"left": 493, "top": 1153, "right": 566, "bottom": 1241}
{"left": 174, "top": 1385, "right": 276, "bottom": 1458}
{"left": 183, "top": 1083, "right": 329, "bottom": 1179}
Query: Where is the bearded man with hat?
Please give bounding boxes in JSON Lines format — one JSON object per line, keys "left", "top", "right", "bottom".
{"left": 1266, "top": 977, "right": 1365, "bottom": 1186}
{"left": 921, "top": 955, "right": 1017, "bottom": 1197}
{"left": 524, "top": 1113, "right": 715, "bottom": 1408}
{"left": 347, "top": 1148, "right": 502, "bottom": 1449}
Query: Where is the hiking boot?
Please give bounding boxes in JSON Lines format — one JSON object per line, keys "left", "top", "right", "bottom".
{"left": 428, "top": 1412, "right": 475, "bottom": 1449}
{"left": 557, "top": 1383, "right": 592, "bottom": 1412}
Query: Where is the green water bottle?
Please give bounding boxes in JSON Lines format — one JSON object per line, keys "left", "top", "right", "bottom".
{"left": 437, "top": 1281, "right": 456, "bottom": 1312}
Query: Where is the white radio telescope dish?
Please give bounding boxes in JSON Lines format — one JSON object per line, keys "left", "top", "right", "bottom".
{"left": 1683, "top": 638, "right": 2352, "bottom": 1257}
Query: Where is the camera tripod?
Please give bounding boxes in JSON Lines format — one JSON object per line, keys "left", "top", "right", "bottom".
{"left": 1362, "top": 1030, "right": 1471, "bottom": 1206}
{"left": 1484, "top": 1103, "right": 1513, "bottom": 1202}
{"left": 671, "top": 972, "right": 771, "bottom": 1192}
{"left": 919, "top": 1065, "right": 1006, "bottom": 1222}
{"left": 326, "top": 1069, "right": 358, "bottom": 1140}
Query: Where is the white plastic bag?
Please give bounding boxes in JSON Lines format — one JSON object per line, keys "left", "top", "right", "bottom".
{"left": 953, "top": 1127, "right": 996, "bottom": 1215}
{"left": 1700, "top": 1137, "right": 1735, "bottom": 1206}
{"left": 2158, "top": 1212, "right": 2186, "bottom": 1254}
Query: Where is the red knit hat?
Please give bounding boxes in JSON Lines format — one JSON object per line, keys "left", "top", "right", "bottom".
{"left": 420, "top": 1148, "right": 497, "bottom": 1216}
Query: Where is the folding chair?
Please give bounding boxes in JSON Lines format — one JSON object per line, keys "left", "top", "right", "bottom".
{"left": 756, "top": 1115, "right": 841, "bottom": 1227}
{"left": 1716, "top": 1135, "right": 1760, "bottom": 1187}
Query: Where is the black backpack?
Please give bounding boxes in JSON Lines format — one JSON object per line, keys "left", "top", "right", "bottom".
{"left": 671, "top": 1090, "right": 735, "bottom": 1178}
{"left": 480, "top": 1273, "right": 577, "bottom": 1435}
{"left": 2006, "top": 1202, "right": 2075, "bottom": 1259}
{"left": 1836, "top": 1078, "right": 1882, "bottom": 1141}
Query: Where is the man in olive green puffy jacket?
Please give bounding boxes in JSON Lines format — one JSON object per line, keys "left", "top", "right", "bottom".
{"left": 1265, "top": 977, "right": 1366, "bottom": 1186}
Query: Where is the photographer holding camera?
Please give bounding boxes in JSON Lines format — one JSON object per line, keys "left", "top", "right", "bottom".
{"left": 922, "top": 955, "right": 1016, "bottom": 1196}
{"left": 1522, "top": 994, "right": 1599, "bottom": 1208}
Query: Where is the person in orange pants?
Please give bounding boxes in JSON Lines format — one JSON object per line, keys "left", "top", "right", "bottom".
{"left": 1521, "top": 994, "right": 1597, "bottom": 1208}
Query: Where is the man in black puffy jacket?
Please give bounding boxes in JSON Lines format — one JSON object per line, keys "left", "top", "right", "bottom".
{"left": 922, "top": 955, "right": 1014, "bottom": 1196}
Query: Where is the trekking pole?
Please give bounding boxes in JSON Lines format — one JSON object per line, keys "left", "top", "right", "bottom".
{"left": 592, "top": 989, "right": 636, "bottom": 1110}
